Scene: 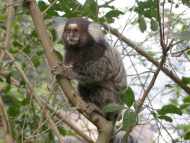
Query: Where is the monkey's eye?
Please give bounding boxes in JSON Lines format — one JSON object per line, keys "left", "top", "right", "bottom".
{"left": 73, "top": 28, "right": 79, "bottom": 33}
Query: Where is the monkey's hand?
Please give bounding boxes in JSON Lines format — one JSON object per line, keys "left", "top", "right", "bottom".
{"left": 51, "top": 63, "right": 74, "bottom": 80}
{"left": 86, "top": 103, "right": 105, "bottom": 117}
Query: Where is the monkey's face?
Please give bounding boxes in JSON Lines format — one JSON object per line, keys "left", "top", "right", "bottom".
{"left": 63, "top": 23, "right": 80, "bottom": 46}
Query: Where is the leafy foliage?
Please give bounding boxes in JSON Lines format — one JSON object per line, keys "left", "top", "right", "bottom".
{"left": 133, "top": 0, "right": 159, "bottom": 32}
{"left": 158, "top": 115, "right": 173, "bottom": 122}
{"left": 123, "top": 110, "right": 138, "bottom": 132}
{"left": 182, "top": 77, "right": 190, "bottom": 85}
{"left": 0, "top": 0, "right": 190, "bottom": 142}
{"left": 138, "top": 15, "right": 147, "bottom": 32}
{"left": 135, "top": 0, "right": 157, "bottom": 19}
{"left": 158, "top": 104, "right": 182, "bottom": 115}
{"left": 182, "top": 0, "right": 190, "bottom": 7}
{"left": 81, "top": 0, "right": 98, "bottom": 19}
{"left": 120, "top": 87, "right": 135, "bottom": 107}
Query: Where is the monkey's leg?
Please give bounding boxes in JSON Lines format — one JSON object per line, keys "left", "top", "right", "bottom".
{"left": 96, "top": 88, "right": 119, "bottom": 121}
{"left": 78, "top": 84, "right": 105, "bottom": 117}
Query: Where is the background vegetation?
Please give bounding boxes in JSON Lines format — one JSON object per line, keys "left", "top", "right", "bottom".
{"left": 0, "top": 0, "right": 190, "bottom": 142}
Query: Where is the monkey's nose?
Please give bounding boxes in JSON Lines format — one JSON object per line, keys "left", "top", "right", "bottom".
{"left": 69, "top": 32, "right": 74, "bottom": 37}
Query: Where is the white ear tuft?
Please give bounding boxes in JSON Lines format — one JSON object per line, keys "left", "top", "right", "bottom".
{"left": 55, "top": 24, "right": 65, "bottom": 40}
{"left": 88, "top": 23, "right": 104, "bottom": 42}
{"left": 53, "top": 17, "right": 67, "bottom": 40}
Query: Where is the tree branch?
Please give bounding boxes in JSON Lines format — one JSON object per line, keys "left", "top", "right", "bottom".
{"left": 4, "top": 50, "right": 66, "bottom": 143}
{"left": 44, "top": 108, "right": 65, "bottom": 143}
{"left": 0, "top": 96, "right": 14, "bottom": 143}
{"left": 5, "top": 49, "right": 94, "bottom": 143}
{"left": 42, "top": 100, "right": 95, "bottom": 143}
{"left": 103, "top": 24, "right": 190, "bottom": 94}
{"left": 2, "top": 0, "right": 15, "bottom": 60}
{"left": 0, "top": 0, "right": 16, "bottom": 141}
{"left": 25, "top": 0, "right": 113, "bottom": 143}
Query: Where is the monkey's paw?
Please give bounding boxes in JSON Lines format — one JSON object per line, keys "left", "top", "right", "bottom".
{"left": 51, "top": 63, "right": 73, "bottom": 79}
{"left": 87, "top": 103, "right": 105, "bottom": 117}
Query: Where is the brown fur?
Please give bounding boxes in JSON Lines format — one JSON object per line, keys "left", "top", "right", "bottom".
{"left": 62, "top": 18, "right": 127, "bottom": 120}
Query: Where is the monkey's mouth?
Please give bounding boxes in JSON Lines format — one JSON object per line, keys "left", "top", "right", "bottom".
{"left": 67, "top": 37, "right": 79, "bottom": 45}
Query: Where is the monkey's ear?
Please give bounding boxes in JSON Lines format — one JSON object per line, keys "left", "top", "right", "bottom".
{"left": 53, "top": 17, "right": 67, "bottom": 40}
{"left": 88, "top": 23, "right": 105, "bottom": 42}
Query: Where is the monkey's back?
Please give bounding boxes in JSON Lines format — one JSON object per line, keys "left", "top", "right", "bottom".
{"left": 73, "top": 47, "right": 127, "bottom": 110}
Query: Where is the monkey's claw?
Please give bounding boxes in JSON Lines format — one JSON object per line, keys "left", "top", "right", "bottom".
{"left": 51, "top": 64, "right": 63, "bottom": 76}
{"left": 87, "top": 103, "right": 104, "bottom": 116}
{"left": 51, "top": 64, "right": 73, "bottom": 79}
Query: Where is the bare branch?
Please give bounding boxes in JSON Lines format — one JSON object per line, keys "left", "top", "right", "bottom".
{"left": 103, "top": 24, "right": 190, "bottom": 94}
{"left": 3, "top": 0, "right": 15, "bottom": 56}
{"left": 4, "top": 50, "right": 67, "bottom": 143}
{"left": 24, "top": 0, "right": 113, "bottom": 142}
{"left": 42, "top": 100, "right": 95, "bottom": 143}
{"left": 99, "top": 0, "right": 115, "bottom": 8}
{"left": 44, "top": 109, "right": 65, "bottom": 143}
{"left": 0, "top": 0, "right": 16, "bottom": 141}
{"left": 0, "top": 97, "right": 14, "bottom": 143}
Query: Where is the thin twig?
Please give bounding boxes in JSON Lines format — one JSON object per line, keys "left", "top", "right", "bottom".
{"left": 0, "top": 96, "right": 14, "bottom": 143}
{"left": 171, "top": 46, "right": 190, "bottom": 57}
{"left": 41, "top": 99, "right": 95, "bottom": 143}
{"left": 42, "top": 0, "right": 58, "bottom": 15}
{"left": 103, "top": 24, "right": 190, "bottom": 94}
{"left": 137, "top": 56, "right": 166, "bottom": 113}
{"left": 99, "top": 0, "right": 115, "bottom": 8}
{"left": 0, "top": 0, "right": 16, "bottom": 141}
{"left": 4, "top": 49, "right": 94, "bottom": 143}
{"left": 4, "top": 50, "right": 66, "bottom": 143}
{"left": 44, "top": 108, "right": 65, "bottom": 143}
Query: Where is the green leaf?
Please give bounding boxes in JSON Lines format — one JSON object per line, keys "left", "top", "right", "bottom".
{"left": 182, "top": 77, "right": 190, "bottom": 85}
{"left": 82, "top": 0, "right": 98, "bottom": 19}
{"left": 182, "top": 0, "right": 190, "bottom": 7}
{"left": 158, "top": 104, "right": 182, "bottom": 115}
{"left": 187, "top": 50, "right": 190, "bottom": 55}
{"left": 106, "top": 10, "right": 123, "bottom": 17}
{"left": 134, "top": 0, "right": 157, "bottom": 19}
{"left": 21, "top": 97, "right": 30, "bottom": 105}
{"left": 23, "top": 46, "right": 31, "bottom": 54}
{"left": 151, "top": 111, "right": 157, "bottom": 118}
{"left": 183, "top": 96, "right": 190, "bottom": 103}
{"left": 138, "top": 15, "right": 147, "bottom": 32}
{"left": 158, "top": 115, "right": 173, "bottom": 122}
{"left": 13, "top": 40, "right": 23, "bottom": 47}
{"left": 173, "top": 31, "right": 190, "bottom": 41}
{"left": 180, "top": 103, "right": 190, "bottom": 110}
{"left": 123, "top": 110, "right": 137, "bottom": 132}
{"left": 9, "top": 47, "right": 19, "bottom": 54}
{"left": 120, "top": 87, "right": 135, "bottom": 107}
{"left": 104, "top": 10, "right": 124, "bottom": 23}
{"left": 177, "top": 124, "right": 190, "bottom": 131}
{"left": 8, "top": 105, "right": 20, "bottom": 117}
{"left": 54, "top": 0, "right": 81, "bottom": 14}
{"left": 36, "top": 49, "right": 44, "bottom": 56}
{"left": 32, "top": 56, "right": 41, "bottom": 67}
{"left": 150, "top": 18, "right": 158, "bottom": 31}
{"left": 46, "top": 9, "right": 58, "bottom": 17}
{"left": 103, "top": 103, "right": 124, "bottom": 113}
{"left": 37, "top": 0, "right": 48, "bottom": 11}
{"left": 184, "top": 131, "right": 190, "bottom": 140}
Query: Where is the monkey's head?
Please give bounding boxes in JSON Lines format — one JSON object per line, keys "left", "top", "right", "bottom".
{"left": 54, "top": 17, "right": 105, "bottom": 49}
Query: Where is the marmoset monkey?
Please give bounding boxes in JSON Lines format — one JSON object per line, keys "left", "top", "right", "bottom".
{"left": 53, "top": 17, "right": 127, "bottom": 121}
